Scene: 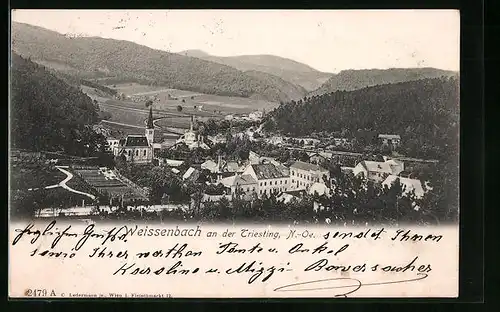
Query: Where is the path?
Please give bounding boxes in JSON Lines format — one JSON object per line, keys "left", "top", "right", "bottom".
{"left": 101, "top": 120, "right": 146, "bottom": 129}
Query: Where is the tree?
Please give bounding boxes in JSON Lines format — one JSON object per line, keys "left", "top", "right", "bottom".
{"left": 181, "top": 99, "right": 186, "bottom": 103}
{"left": 177, "top": 105, "right": 183, "bottom": 112}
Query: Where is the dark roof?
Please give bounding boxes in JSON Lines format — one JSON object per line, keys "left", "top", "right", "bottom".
{"left": 124, "top": 135, "right": 150, "bottom": 147}
{"left": 290, "top": 161, "right": 328, "bottom": 172}
{"left": 251, "top": 164, "right": 288, "bottom": 180}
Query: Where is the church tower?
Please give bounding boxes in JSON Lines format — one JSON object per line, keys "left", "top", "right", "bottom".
{"left": 145, "top": 106, "right": 154, "bottom": 146}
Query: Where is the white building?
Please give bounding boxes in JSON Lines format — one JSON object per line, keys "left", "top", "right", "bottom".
{"left": 106, "top": 137, "right": 120, "bottom": 152}
{"left": 219, "top": 174, "right": 258, "bottom": 196}
{"left": 289, "top": 161, "right": 330, "bottom": 191}
{"left": 378, "top": 134, "right": 401, "bottom": 147}
{"left": 176, "top": 116, "right": 210, "bottom": 150}
{"left": 243, "top": 163, "right": 290, "bottom": 197}
{"left": 201, "top": 159, "right": 219, "bottom": 173}
{"left": 351, "top": 159, "right": 405, "bottom": 183}
{"left": 308, "top": 182, "right": 331, "bottom": 197}
{"left": 352, "top": 161, "right": 393, "bottom": 183}
{"left": 382, "top": 175, "right": 426, "bottom": 199}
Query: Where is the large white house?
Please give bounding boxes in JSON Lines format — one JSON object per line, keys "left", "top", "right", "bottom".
{"left": 219, "top": 174, "right": 258, "bottom": 196}
{"left": 289, "top": 161, "right": 330, "bottom": 191}
{"left": 382, "top": 175, "right": 426, "bottom": 199}
{"left": 352, "top": 160, "right": 393, "bottom": 183}
{"left": 351, "top": 159, "right": 405, "bottom": 183}
{"left": 243, "top": 163, "right": 290, "bottom": 197}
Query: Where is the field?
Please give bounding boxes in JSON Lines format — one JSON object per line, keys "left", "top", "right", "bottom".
{"left": 73, "top": 168, "right": 146, "bottom": 200}
{"left": 85, "top": 82, "right": 279, "bottom": 138}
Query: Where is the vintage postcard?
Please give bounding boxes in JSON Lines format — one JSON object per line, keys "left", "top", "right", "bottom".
{"left": 9, "top": 9, "right": 460, "bottom": 298}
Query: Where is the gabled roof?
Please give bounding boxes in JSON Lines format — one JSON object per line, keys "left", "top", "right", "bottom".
{"left": 251, "top": 164, "right": 288, "bottom": 180}
{"left": 361, "top": 161, "right": 393, "bottom": 174}
{"left": 234, "top": 174, "right": 257, "bottom": 186}
{"left": 378, "top": 134, "right": 401, "bottom": 139}
{"left": 225, "top": 161, "right": 240, "bottom": 172}
{"left": 123, "top": 135, "right": 150, "bottom": 147}
{"left": 165, "top": 159, "right": 184, "bottom": 167}
{"left": 382, "top": 175, "right": 425, "bottom": 198}
{"left": 290, "top": 161, "right": 328, "bottom": 173}
{"left": 308, "top": 182, "right": 331, "bottom": 197}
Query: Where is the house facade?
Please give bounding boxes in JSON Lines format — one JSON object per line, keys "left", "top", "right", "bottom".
{"left": 352, "top": 160, "right": 393, "bottom": 183}
{"left": 220, "top": 174, "right": 258, "bottom": 196}
{"left": 378, "top": 134, "right": 401, "bottom": 147}
{"left": 289, "top": 161, "right": 330, "bottom": 191}
{"left": 243, "top": 163, "right": 290, "bottom": 197}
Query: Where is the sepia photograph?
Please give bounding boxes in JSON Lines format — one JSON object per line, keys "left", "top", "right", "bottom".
{"left": 9, "top": 9, "right": 461, "bottom": 298}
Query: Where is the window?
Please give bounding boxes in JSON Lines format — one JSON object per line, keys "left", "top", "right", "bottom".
{"left": 260, "top": 182, "right": 263, "bottom": 186}
{"left": 264, "top": 182, "right": 267, "bottom": 186}
{"left": 135, "top": 150, "right": 139, "bottom": 156}
{"left": 280, "top": 180, "right": 282, "bottom": 185}
{"left": 292, "top": 171, "right": 295, "bottom": 176}
{"left": 260, "top": 190, "right": 262, "bottom": 194}
{"left": 128, "top": 150, "right": 131, "bottom": 156}
{"left": 285, "top": 180, "right": 287, "bottom": 184}
{"left": 275, "top": 181, "right": 277, "bottom": 185}
{"left": 143, "top": 150, "right": 147, "bottom": 156}
{"left": 292, "top": 179, "right": 294, "bottom": 183}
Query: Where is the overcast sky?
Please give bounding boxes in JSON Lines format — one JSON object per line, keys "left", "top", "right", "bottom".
{"left": 11, "top": 10, "right": 459, "bottom": 73}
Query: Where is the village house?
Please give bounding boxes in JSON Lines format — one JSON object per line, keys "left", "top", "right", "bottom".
{"left": 307, "top": 152, "right": 327, "bottom": 165}
{"left": 243, "top": 163, "right": 290, "bottom": 197}
{"left": 106, "top": 137, "right": 120, "bottom": 152}
{"left": 378, "top": 134, "right": 401, "bottom": 147}
{"left": 219, "top": 174, "right": 258, "bottom": 196}
{"left": 201, "top": 159, "right": 219, "bottom": 173}
{"left": 352, "top": 160, "right": 393, "bottom": 183}
{"left": 289, "top": 161, "right": 330, "bottom": 191}
{"left": 382, "top": 175, "right": 427, "bottom": 199}
{"left": 248, "top": 111, "right": 263, "bottom": 121}
{"left": 349, "top": 158, "right": 406, "bottom": 183}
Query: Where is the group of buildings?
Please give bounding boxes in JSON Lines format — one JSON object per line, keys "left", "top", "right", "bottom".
{"left": 104, "top": 109, "right": 424, "bottom": 211}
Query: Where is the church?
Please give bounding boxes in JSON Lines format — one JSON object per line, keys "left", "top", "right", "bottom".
{"left": 175, "top": 116, "right": 210, "bottom": 150}
{"left": 108, "top": 106, "right": 162, "bottom": 164}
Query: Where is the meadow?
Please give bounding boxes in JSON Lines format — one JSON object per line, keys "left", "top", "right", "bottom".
{"left": 95, "top": 83, "right": 278, "bottom": 137}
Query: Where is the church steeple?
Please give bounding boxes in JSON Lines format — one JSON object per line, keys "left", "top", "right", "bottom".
{"left": 147, "top": 106, "right": 154, "bottom": 129}
{"left": 145, "top": 106, "right": 155, "bottom": 146}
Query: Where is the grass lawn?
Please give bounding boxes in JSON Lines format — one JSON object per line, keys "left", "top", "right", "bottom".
{"left": 10, "top": 165, "right": 66, "bottom": 190}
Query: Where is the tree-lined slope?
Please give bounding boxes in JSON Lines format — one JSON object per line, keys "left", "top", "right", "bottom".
{"left": 310, "top": 68, "right": 457, "bottom": 96}
{"left": 12, "top": 22, "right": 304, "bottom": 102}
{"left": 10, "top": 52, "right": 102, "bottom": 154}
{"left": 267, "top": 77, "right": 460, "bottom": 160}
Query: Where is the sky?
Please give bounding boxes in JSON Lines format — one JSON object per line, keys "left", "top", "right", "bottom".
{"left": 11, "top": 10, "right": 460, "bottom": 73}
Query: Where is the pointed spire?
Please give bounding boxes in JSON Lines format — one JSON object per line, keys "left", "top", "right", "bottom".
{"left": 147, "top": 106, "right": 154, "bottom": 129}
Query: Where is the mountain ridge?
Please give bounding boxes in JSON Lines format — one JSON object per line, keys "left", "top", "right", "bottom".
{"left": 178, "top": 49, "right": 332, "bottom": 91}
{"left": 310, "top": 67, "right": 458, "bottom": 96}
{"left": 11, "top": 22, "right": 306, "bottom": 103}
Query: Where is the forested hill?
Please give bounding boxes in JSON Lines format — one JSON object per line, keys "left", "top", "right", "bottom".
{"left": 244, "top": 70, "right": 308, "bottom": 101}
{"left": 10, "top": 52, "right": 101, "bottom": 154}
{"left": 310, "top": 68, "right": 457, "bottom": 96}
{"left": 267, "top": 77, "right": 459, "bottom": 160}
{"left": 12, "top": 22, "right": 304, "bottom": 103}
{"left": 180, "top": 50, "right": 333, "bottom": 91}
